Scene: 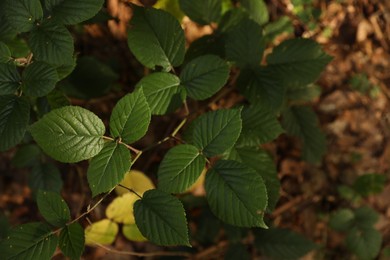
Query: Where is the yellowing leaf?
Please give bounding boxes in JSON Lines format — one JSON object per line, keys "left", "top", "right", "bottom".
{"left": 106, "top": 193, "right": 139, "bottom": 224}
{"left": 85, "top": 219, "right": 118, "bottom": 245}
{"left": 115, "top": 170, "right": 155, "bottom": 196}
{"left": 123, "top": 224, "right": 147, "bottom": 242}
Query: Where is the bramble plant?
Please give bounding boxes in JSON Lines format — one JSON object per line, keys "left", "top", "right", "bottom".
{"left": 0, "top": 0, "right": 335, "bottom": 259}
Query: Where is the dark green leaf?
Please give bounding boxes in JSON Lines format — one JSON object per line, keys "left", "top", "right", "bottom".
{"left": 179, "top": 0, "right": 221, "bottom": 25}
{"left": 240, "top": 0, "right": 269, "bottom": 25}
{"left": 0, "top": 95, "right": 30, "bottom": 151}
{"left": 353, "top": 174, "right": 386, "bottom": 197}
{"left": 134, "top": 189, "right": 190, "bottom": 246}
{"left": 127, "top": 5, "right": 185, "bottom": 71}
{"left": 254, "top": 228, "right": 318, "bottom": 260}
{"left": 22, "top": 61, "right": 59, "bottom": 97}
{"left": 158, "top": 144, "right": 206, "bottom": 193}
{"left": 5, "top": 37, "right": 30, "bottom": 58}
{"left": 282, "top": 106, "right": 326, "bottom": 163}
{"left": 110, "top": 88, "right": 151, "bottom": 144}
{"left": 29, "top": 20, "right": 74, "bottom": 65}
{"left": 192, "top": 108, "right": 242, "bottom": 157}
{"left": 29, "top": 163, "right": 63, "bottom": 195}
{"left": 136, "top": 72, "right": 184, "bottom": 115}
{"left": 0, "top": 214, "right": 10, "bottom": 240}
{"left": 44, "top": 0, "right": 104, "bottom": 25}
{"left": 29, "top": 106, "right": 105, "bottom": 163}
{"left": 37, "top": 190, "right": 70, "bottom": 227}
{"left": 0, "top": 15, "right": 18, "bottom": 41}
{"left": 55, "top": 56, "right": 76, "bottom": 80}
{"left": 354, "top": 207, "right": 379, "bottom": 230}
{"left": 329, "top": 209, "right": 355, "bottom": 232}
{"left": 0, "top": 63, "right": 21, "bottom": 95}
{"left": 264, "top": 16, "right": 294, "bottom": 42}
{"left": 11, "top": 144, "right": 41, "bottom": 168}
{"left": 87, "top": 142, "right": 131, "bottom": 197}
{"left": 184, "top": 34, "right": 225, "bottom": 62}
{"left": 226, "top": 18, "right": 264, "bottom": 68}
{"left": 0, "top": 222, "right": 58, "bottom": 260}
{"left": 218, "top": 8, "right": 248, "bottom": 33}
{"left": 287, "top": 83, "right": 322, "bottom": 103}
{"left": 59, "top": 222, "right": 85, "bottom": 260}
{"left": 4, "top": 0, "right": 43, "bottom": 33}
{"left": 205, "top": 160, "right": 268, "bottom": 227}
{"left": 180, "top": 55, "right": 229, "bottom": 100}
{"left": 346, "top": 227, "right": 382, "bottom": 260}
{"left": 0, "top": 42, "right": 11, "bottom": 63}
{"left": 46, "top": 89, "right": 70, "bottom": 109}
{"left": 225, "top": 243, "right": 250, "bottom": 260}
{"left": 266, "top": 38, "right": 332, "bottom": 89}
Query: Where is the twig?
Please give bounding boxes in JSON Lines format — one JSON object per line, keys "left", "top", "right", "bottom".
{"left": 117, "top": 184, "right": 142, "bottom": 199}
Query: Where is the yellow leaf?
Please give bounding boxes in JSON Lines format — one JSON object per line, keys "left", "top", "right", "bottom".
{"left": 154, "top": 0, "right": 184, "bottom": 21}
{"left": 115, "top": 170, "right": 155, "bottom": 196}
{"left": 106, "top": 193, "right": 139, "bottom": 224}
{"left": 123, "top": 223, "right": 147, "bottom": 242}
{"left": 85, "top": 219, "right": 118, "bottom": 245}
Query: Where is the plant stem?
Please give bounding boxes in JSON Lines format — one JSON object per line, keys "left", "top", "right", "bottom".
{"left": 117, "top": 184, "right": 142, "bottom": 199}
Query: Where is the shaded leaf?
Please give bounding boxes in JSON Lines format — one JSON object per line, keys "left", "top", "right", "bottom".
{"left": 179, "top": 0, "right": 221, "bottom": 25}
{"left": 240, "top": 0, "right": 269, "bottom": 25}
{"left": 59, "top": 222, "right": 84, "bottom": 260}
{"left": 0, "top": 63, "right": 21, "bottom": 95}
{"left": 37, "top": 190, "right": 70, "bottom": 227}
{"left": 329, "top": 209, "right": 355, "bottom": 232}
{"left": 346, "top": 227, "right": 382, "bottom": 260}
{"left": 29, "top": 163, "right": 63, "bottom": 196}
{"left": 353, "top": 174, "right": 386, "bottom": 197}
{"left": 11, "top": 144, "right": 41, "bottom": 168}
{"left": 22, "top": 61, "right": 59, "bottom": 97}
{"left": 153, "top": 0, "right": 184, "bottom": 21}
{"left": 4, "top": 0, "right": 43, "bottom": 33}
{"left": 0, "top": 42, "right": 11, "bottom": 63}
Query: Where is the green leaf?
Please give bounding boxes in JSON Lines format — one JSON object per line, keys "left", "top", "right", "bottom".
{"left": 266, "top": 38, "right": 332, "bottom": 89}
{"left": 205, "top": 160, "right": 268, "bottom": 227}
{"left": 237, "top": 66, "right": 284, "bottom": 111}
{"left": 4, "top": 0, "right": 43, "bottom": 33}
{"left": 0, "top": 42, "right": 11, "bottom": 63}
{"left": 287, "top": 83, "right": 322, "bottom": 103}
{"left": 218, "top": 8, "right": 248, "bottom": 33}
{"left": 21, "top": 62, "right": 59, "bottom": 97}
{"left": 0, "top": 63, "right": 21, "bottom": 95}
{"left": 329, "top": 209, "right": 355, "bottom": 232}
{"left": 5, "top": 37, "right": 30, "bottom": 58}
{"left": 353, "top": 174, "right": 386, "bottom": 197}
{"left": 254, "top": 228, "right": 318, "bottom": 260}
{"left": 85, "top": 219, "right": 118, "bottom": 245}
{"left": 225, "top": 243, "right": 251, "bottom": 260}
{"left": 241, "top": 104, "right": 284, "bottom": 144}
{"left": 87, "top": 142, "right": 131, "bottom": 197}
{"left": 184, "top": 34, "right": 225, "bottom": 62}
{"left": 134, "top": 189, "right": 190, "bottom": 246}
{"left": 136, "top": 72, "right": 184, "bottom": 115}
{"left": 11, "top": 144, "right": 41, "bottom": 168}
{"left": 127, "top": 5, "right": 185, "bottom": 71}
{"left": 110, "top": 89, "right": 151, "bottom": 144}
{"left": 0, "top": 14, "right": 18, "bottom": 41}
{"left": 46, "top": 89, "right": 70, "bottom": 109}
{"left": 282, "top": 106, "right": 326, "bottom": 163}
{"left": 55, "top": 56, "right": 76, "bottom": 80}
{"left": 225, "top": 18, "right": 264, "bottom": 68}
{"left": 240, "top": 0, "right": 269, "bottom": 25}
{"left": 0, "top": 95, "right": 30, "bottom": 151}
{"left": 59, "top": 222, "right": 84, "bottom": 260}
{"left": 264, "top": 16, "right": 294, "bottom": 42}
{"left": 179, "top": 0, "right": 221, "bottom": 25}
{"left": 29, "top": 163, "right": 63, "bottom": 196}
{"left": 227, "top": 145, "right": 280, "bottom": 211}
{"left": 122, "top": 224, "right": 147, "bottom": 242}
{"left": 354, "top": 207, "right": 379, "bottom": 229}
{"left": 346, "top": 227, "right": 382, "bottom": 260}
{"left": 37, "top": 190, "right": 70, "bottom": 227}
{"left": 153, "top": 0, "right": 184, "bottom": 21}
{"left": 192, "top": 108, "right": 242, "bottom": 157}
{"left": 0, "top": 222, "right": 58, "bottom": 260}
{"left": 180, "top": 55, "right": 229, "bottom": 100}
{"left": 43, "top": 0, "right": 104, "bottom": 25}
{"left": 29, "top": 106, "right": 105, "bottom": 163}
{"left": 29, "top": 20, "right": 74, "bottom": 65}
{"left": 158, "top": 144, "right": 206, "bottom": 193}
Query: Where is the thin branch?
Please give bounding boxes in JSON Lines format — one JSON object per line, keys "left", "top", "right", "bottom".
{"left": 117, "top": 184, "right": 142, "bottom": 199}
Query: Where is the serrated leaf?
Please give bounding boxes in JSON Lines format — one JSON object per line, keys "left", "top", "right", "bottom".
{"left": 158, "top": 144, "right": 206, "bottom": 193}
{"left": 85, "top": 219, "right": 118, "bottom": 245}
{"left": 346, "top": 227, "right": 382, "bottom": 260}
{"left": 134, "top": 189, "right": 190, "bottom": 246}
{"left": 110, "top": 89, "right": 151, "bottom": 144}
{"left": 136, "top": 72, "right": 184, "bottom": 115}
{"left": 237, "top": 66, "right": 284, "bottom": 111}
{"left": 87, "top": 142, "right": 131, "bottom": 197}
{"left": 0, "top": 42, "right": 11, "bottom": 63}
{"left": 225, "top": 18, "right": 264, "bottom": 68}
{"left": 184, "top": 34, "right": 225, "bottom": 62}
{"left": 29, "top": 20, "right": 74, "bottom": 65}
{"left": 241, "top": 104, "right": 284, "bottom": 144}
{"left": 0, "top": 222, "right": 58, "bottom": 260}
{"left": 266, "top": 38, "right": 332, "bottom": 89}
{"left": 179, "top": 0, "right": 221, "bottom": 25}
{"left": 6, "top": 37, "right": 30, "bottom": 58}
{"left": 122, "top": 224, "right": 147, "bottom": 242}
{"left": 218, "top": 8, "right": 248, "bottom": 33}
{"left": 353, "top": 174, "right": 386, "bottom": 197}
{"left": 227, "top": 145, "right": 280, "bottom": 211}
{"left": 0, "top": 95, "right": 30, "bottom": 152}
{"left": 4, "top": 0, "right": 43, "bottom": 33}
{"left": 55, "top": 56, "right": 76, "bottom": 80}
{"left": 254, "top": 228, "right": 318, "bottom": 260}
{"left": 180, "top": 55, "right": 229, "bottom": 100}
{"left": 115, "top": 170, "right": 155, "bottom": 196}
{"left": 11, "top": 144, "right": 41, "bottom": 168}
{"left": 21, "top": 62, "right": 59, "bottom": 97}
{"left": 0, "top": 63, "right": 21, "bottom": 95}
{"left": 127, "top": 5, "right": 185, "bottom": 71}
{"left": 329, "top": 209, "right": 355, "bottom": 232}
{"left": 37, "top": 190, "right": 70, "bottom": 227}
{"left": 264, "top": 16, "right": 293, "bottom": 42}
{"left": 205, "top": 160, "right": 268, "bottom": 227}
{"left": 106, "top": 193, "right": 139, "bottom": 224}
{"left": 0, "top": 15, "right": 18, "bottom": 42}
{"left": 281, "top": 106, "right": 326, "bottom": 163}
{"left": 29, "top": 163, "right": 63, "bottom": 196}
{"left": 29, "top": 106, "right": 105, "bottom": 163}
{"left": 240, "top": 0, "right": 269, "bottom": 25}
{"left": 192, "top": 109, "right": 242, "bottom": 157}
{"left": 59, "top": 222, "right": 84, "bottom": 260}
{"left": 43, "top": 0, "right": 104, "bottom": 25}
